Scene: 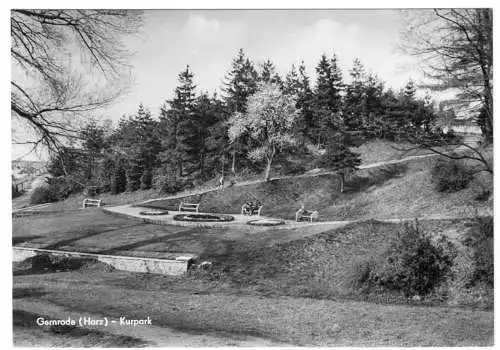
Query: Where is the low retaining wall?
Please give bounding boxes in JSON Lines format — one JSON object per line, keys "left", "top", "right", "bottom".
{"left": 12, "top": 247, "right": 193, "bottom": 276}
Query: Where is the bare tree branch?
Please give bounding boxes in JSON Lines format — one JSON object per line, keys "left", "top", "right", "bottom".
{"left": 11, "top": 9, "right": 143, "bottom": 152}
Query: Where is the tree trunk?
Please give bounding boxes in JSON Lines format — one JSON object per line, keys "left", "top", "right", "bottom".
{"left": 231, "top": 146, "right": 236, "bottom": 175}
{"left": 264, "top": 146, "right": 276, "bottom": 182}
{"left": 264, "top": 159, "right": 272, "bottom": 182}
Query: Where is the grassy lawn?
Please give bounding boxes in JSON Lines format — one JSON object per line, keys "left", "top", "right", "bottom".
{"left": 12, "top": 208, "right": 336, "bottom": 260}
{"left": 13, "top": 209, "right": 493, "bottom": 309}
{"left": 12, "top": 208, "right": 493, "bottom": 346}
{"left": 14, "top": 307, "right": 149, "bottom": 347}
{"left": 13, "top": 267, "right": 493, "bottom": 346}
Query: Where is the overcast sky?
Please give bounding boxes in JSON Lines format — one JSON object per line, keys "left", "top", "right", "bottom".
{"left": 13, "top": 9, "right": 423, "bottom": 160}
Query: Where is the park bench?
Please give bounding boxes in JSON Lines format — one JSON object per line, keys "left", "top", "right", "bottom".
{"left": 241, "top": 201, "right": 263, "bottom": 216}
{"left": 82, "top": 198, "right": 102, "bottom": 208}
{"left": 178, "top": 202, "right": 200, "bottom": 212}
{"left": 295, "top": 206, "right": 319, "bottom": 222}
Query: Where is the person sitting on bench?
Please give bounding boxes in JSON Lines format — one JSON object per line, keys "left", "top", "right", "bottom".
{"left": 241, "top": 200, "right": 262, "bottom": 216}
{"left": 295, "top": 204, "right": 319, "bottom": 222}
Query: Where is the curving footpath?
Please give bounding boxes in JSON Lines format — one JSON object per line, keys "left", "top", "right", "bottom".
{"left": 137, "top": 153, "right": 440, "bottom": 207}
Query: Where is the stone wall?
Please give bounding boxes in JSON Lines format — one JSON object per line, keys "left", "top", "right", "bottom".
{"left": 12, "top": 247, "right": 192, "bottom": 276}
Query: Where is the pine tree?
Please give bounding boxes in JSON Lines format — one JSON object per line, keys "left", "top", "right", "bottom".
{"left": 379, "top": 89, "right": 405, "bottom": 140}
{"left": 259, "top": 59, "right": 283, "bottom": 86}
{"left": 222, "top": 49, "right": 259, "bottom": 174}
{"left": 284, "top": 64, "right": 300, "bottom": 96}
{"left": 344, "top": 58, "right": 367, "bottom": 130}
{"left": 223, "top": 49, "right": 259, "bottom": 113}
{"left": 361, "top": 72, "right": 385, "bottom": 132}
{"left": 319, "top": 132, "right": 361, "bottom": 193}
{"left": 297, "top": 61, "right": 315, "bottom": 140}
{"left": 398, "top": 80, "right": 435, "bottom": 131}
{"left": 111, "top": 162, "right": 127, "bottom": 194}
{"left": 191, "top": 92, "right": 228, "bottom": 180}
{"left": 284, "top": 64, "right": 306, "bottom": 143}
{"left": 113, "top": 103, "right": 161, "bottom": 191}
{"left": 312, "top": 53, "right": 344, "bottom": 145}
{"left": 79, "top": 119, "right": 106, "bottom": 182}
{"left": 159, "top": 65, "right": 198, "bottom": 179}
{"left": 204, "top": 93, "right": 230, "bottom": 179}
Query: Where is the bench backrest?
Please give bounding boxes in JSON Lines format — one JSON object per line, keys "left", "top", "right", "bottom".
{"left": 83, "top": 198, "right": 102, "bottom": 208}
{"left": 179, "top": 202, "right": 200, "bottom": 211}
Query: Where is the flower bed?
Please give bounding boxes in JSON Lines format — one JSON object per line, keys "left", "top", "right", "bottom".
{"left": 139, "top": 209, "right": 169, "bottom": 216}
{"left": 246, "top": 218, "right": 285, "bottom": 226}
{"left": 173, "top": 213, "right": 234, "bottom": 222}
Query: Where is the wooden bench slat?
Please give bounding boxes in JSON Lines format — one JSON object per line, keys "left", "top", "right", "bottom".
{"left": 179, "top": 202, "right": 200, "bottom": 212}
{"left": 83, "top": 198, "right": 102, "bottom": 208}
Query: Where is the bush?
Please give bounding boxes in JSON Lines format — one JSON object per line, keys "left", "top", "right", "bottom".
{"left": 368, "top": 221, "right": 455, "bottom": 297}
{"left": 463, "top": 216, "right": 494, "bottom": 286}
{"left": 30, "top": 186, "right": 54, "bottom": 204}
{"left": 431, "top": 158, "right": 473, "bottom": 192}
{"left": 349, "top": 258, "right": 376, "bottom": 293}
{"left": 30, "top": 177, "right": 80, "bottom": 204}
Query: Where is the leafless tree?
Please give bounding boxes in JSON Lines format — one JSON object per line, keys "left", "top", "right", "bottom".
{"left": 401, "top": 9, "right": 493, "bottom": 142}
{"left": 11, "top": 9, "right": 143, "bottom": 152}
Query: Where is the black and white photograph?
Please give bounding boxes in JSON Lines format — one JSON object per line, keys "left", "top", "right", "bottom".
{"left": 10, "top": 4, "right": 494, "bottom": 347}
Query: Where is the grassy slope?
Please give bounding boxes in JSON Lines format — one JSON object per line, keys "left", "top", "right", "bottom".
{"left": 144, "top": 156, "right": 492, "bottom": 221}
{"left": 352, "top": 139, "right": 434, "bottom": 164}
{"left": 189, "top": 218, "right": 493, "bottom": 309}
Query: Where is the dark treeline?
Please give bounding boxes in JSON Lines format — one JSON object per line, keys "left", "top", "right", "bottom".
{"left": 49, "top": 49, "right": 444, "bottom": 195}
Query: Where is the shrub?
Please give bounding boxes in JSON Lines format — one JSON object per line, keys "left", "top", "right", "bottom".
{"left": 30, "top": 186, "right": 54, "bottom": 204}
{"left": 349, "top": 258, "right": 376, "bottom": 293}
{"left": 463, "top": 216, "right": 494, "bottom": 286}
{"left": 431, "top": 158, "right": 473, "bottom": 192}
{"left": 368, "top": 221, "right": 455, "bottom": 297}
{"left": 29, "top": 177, "right": 80, "bottom": 204}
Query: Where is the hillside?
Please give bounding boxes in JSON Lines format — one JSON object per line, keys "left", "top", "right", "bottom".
{"left": 187, "top": 218, "right": 492, "bottom": 309}
{"left": 143, "top": 156, "right": 492, "bottom": 221}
